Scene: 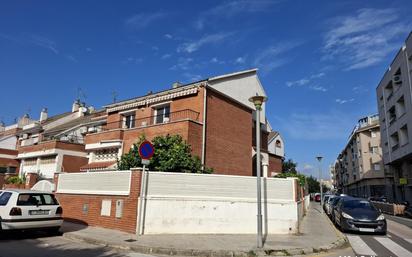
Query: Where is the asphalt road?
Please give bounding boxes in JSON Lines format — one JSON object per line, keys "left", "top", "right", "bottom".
{"left": 0, "top": 230, "right": 157, "bottom": 257}
{"left": 333, "top": 214, "right": 412, "bottom": 257}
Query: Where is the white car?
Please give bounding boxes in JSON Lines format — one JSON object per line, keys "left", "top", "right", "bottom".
{"left": 0, "top": 189, "right": 63, "bottom": 232}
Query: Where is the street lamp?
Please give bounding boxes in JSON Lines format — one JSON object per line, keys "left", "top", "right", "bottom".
{"left": 316, "top": 156, "right": 324, "bottom": 214}
{"left": 249, "top": 94, "right": 267, "bottom": 248}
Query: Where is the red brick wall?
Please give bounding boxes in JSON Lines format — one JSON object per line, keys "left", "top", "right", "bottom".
{"left": 55, "top": 171, "right": 141, "bottom": 234}
{"left": 268, "top": 153, "right": 283, "bottom": 175}
{"left": 84, "top": 130, "right": 124, "bottom": 145}
{"left": 205, "top": 89, "right": 253, "bottom": 176}
{"left": 62, "top": 155, "right": 89, "bottom": 172}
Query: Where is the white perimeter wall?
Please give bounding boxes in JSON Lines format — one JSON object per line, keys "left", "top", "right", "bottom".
{"left": 141, "top": 172, "right": 299, "bottom": 234}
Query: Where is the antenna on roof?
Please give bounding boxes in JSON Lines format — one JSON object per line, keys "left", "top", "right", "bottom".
{"left": 77, "top": 87, "right": 87, "bottom": 103}
{"left": 111, "top": 91, "right": 118, "bottom": 103}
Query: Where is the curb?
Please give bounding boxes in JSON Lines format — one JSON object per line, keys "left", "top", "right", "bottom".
{"left": 63, "top": 232, "right": 348, "bottom": 257}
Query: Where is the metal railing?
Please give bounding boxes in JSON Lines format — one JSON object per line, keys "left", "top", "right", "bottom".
{"left": 101, "top": 109, "right": 200, "bottom": 131}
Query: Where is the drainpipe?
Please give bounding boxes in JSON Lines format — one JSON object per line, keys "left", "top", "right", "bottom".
{"left": 201, "top": 85, "right": 207, "bottom": 169}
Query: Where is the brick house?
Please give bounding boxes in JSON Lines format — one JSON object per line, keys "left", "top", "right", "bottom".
{"left": 83, "top": 69, "right": 283, "bottom": 176}
{"left": 16, "top": 102, "right": 106, "bottom": 179}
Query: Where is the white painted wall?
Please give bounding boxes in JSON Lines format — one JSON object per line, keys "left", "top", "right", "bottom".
{"left": 56, "top": 170, "right": 131, "bottom": 195}
{"left": 141, "top": 172, "right": 299, "bottom": 234}
{"left": 208, "top": 70, "right": 267, "bottom": 122}
{"left": 268, "top": 134, "right": 285, "bottom": 157}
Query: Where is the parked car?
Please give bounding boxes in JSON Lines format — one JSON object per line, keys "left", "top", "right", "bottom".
{"left": 325, "top": 195, "right": 336, "bottom": 216}
{"left": 314, "top": 193, "right": 321, "bottom": 202}
{"left": 323, "top": 195, "right": 332, "bottom": 212}
{"left": 368, "top": 196, "right": 387, "bottom": 202}
{"left": 333, "top": 198, "right": 386, "bottom": 234}
{"left": 0, "top": 189, "right": 63, "bottom": 233}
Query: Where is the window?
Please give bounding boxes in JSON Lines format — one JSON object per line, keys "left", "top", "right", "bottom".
{"left": 275, "top": 140, "right": 282, "bottom": 148}
{"left": 154, "top": 104, "right": 170, "bottom": 124}
{"left": 0, "top": 192, "right": 12, "bottom": 206}
{"left": 370, "top": 146, "right": 378, "bottom": 154}
{"left": 385, "top": 81, "right": 394, "bottom": 100}
{"left": 17, "top": 194, "right": 58, "bottom": 206}
{"left": 371, "top": 131, "right": 377, "bottom": 138}
{"left": 400, "top": 125, "right": 409, "bottom": 146}
{"left": 396, "top": 96, "right": 406, "bottom": 117}
{"left": 123, "top": 113, "right": 135, "bottom": 129}
{"left": 374, "top": 164, "right": 381, "bottom": 171}
{"left": 40, "top": 156, "right": 56, "bottom": 164}
{"left": 388, "top": 106, "right": 396, "bottom": 124}
{"left": 24, "top": 158, "right": 37, "bottom": 166}
{"left": 390, "top": 132, "right": 399, "bottom": 151}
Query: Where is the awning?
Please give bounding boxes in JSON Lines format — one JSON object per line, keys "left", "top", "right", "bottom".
{"left": 80, "top": 161, "right": 117, "bottom": 171}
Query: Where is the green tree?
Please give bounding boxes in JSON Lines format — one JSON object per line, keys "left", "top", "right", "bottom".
{"left": 275, "top": 172, "right": 306, "bottom": 186}
{"left": 117, "top": 134, "right": 213, "bottom": 174}
{"left": 306, "top": 175, "right": 320, "bottom": 193}
{"left": 282, "top": 159, "right": 298, "bottom": 173}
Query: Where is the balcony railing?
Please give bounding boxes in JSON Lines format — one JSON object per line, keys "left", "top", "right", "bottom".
{"left": 102, "top": 109, "right": 200, "bottom": 131}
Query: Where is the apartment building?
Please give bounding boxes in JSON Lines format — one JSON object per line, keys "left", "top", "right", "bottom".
{"left": 334, "top": 114, "right": 385, "bottom": 198}
{"left": 0, "top": 115, "right": 37, "bottom": 174}
{"left": 82, "top": 69, "right": 283, "bottom": 176}
{"left": 376, "top": 32, "right": 412, "bottom": 203}
{"left": 16, "top": 102, "right": 106, "bottom": 179}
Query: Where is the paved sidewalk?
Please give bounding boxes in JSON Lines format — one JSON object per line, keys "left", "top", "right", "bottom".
{"left": 61, "top": 203, "right": 347, "bottom": 256}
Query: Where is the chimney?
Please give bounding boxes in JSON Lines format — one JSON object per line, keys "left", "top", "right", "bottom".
{"left": 39, "top": 108, "right": 48, "bottom": 122}
{"left": 172, "top": 82, "right": 182, "bottom": 88}
{"left": 72, "top": 99, "right": 80, "bottom": 112}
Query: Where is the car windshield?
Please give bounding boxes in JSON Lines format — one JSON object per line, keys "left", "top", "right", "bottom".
{"left": 17, "top": 194, "right": 59, "bottom": 206}
{"left": 343, "top": 200, "right": 375, "bottom": 210}
{"left": 331, "top": 197, "right": 341, "bottom": 206}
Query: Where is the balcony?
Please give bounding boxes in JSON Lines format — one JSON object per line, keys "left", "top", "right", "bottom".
{"left": 103, "top": 109, "right": 200, "bottom": 131}
{"left": 20, "top": 137, "right": 39, "bottom": 146}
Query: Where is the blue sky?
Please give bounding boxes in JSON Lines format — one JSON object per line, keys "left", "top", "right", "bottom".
{"left": 1, "top": 1, "right": 411, "bottom": 178}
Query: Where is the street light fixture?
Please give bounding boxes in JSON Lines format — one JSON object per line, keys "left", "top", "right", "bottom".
{"left": 249, "top": 94, "right": 267, "bottom": 249}
{"left": 316, "top": 156, "right": 324, "bottom": 214}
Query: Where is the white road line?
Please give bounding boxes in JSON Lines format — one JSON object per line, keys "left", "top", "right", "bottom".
{"left": 374, "top": 237, "right": 411, "bottom": 257}
{"left": 387, "top": 219, "right": 412, "bottom": 243}
{"left": 346, "top": 235, "right": 376, "bottom": 256}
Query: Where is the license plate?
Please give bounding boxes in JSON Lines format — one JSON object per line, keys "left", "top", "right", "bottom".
{"left": 359, "top": 228, "right": 375, "bottom": 232}
{"left": 30, "top": 210, "right": 49, "bottom": 215}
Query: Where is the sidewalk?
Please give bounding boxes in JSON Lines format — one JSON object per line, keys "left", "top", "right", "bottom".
{"left": 61, "top": 203, "right": 347, "bottom": 256}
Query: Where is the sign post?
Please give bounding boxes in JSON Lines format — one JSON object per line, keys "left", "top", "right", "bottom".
{"left": 137, "top": 140, "right": 154, "bottom": 236}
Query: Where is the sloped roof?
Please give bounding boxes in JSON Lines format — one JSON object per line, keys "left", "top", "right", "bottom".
{"left": 268, "top": 131, "right": 280, "bottom": 142}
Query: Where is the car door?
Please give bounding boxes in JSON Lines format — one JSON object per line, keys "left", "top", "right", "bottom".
{"left": 334, "top": 199, "right": 343, "bottom": 223}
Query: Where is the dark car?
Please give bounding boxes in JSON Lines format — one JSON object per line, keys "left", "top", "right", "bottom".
{"left": 329, "top": 196, "right": 345, "bottom": 219}
{"left": 333, "top": 198, "right": 386, "bottom": 234}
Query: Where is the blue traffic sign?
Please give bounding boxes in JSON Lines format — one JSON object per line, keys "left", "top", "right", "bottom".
{"left": 139, "top": 140, "right": 154, "bottom": 159}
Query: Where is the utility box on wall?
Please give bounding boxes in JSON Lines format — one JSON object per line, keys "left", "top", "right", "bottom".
{"left": 115, "top": 199, "right": 124, "bottom": 218}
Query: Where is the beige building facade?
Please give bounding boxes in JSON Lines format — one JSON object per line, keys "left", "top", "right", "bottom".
{"left": 334, "top": 115, "right": 385, "bottom": 198}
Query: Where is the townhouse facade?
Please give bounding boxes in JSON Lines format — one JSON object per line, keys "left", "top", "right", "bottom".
{"left": 82, "top": 69, "right": 283, "bottom": 176}
{"left": 376, "top": 32, "right": 412, "bottom": 203}
{"left": 16, "top": 102, "right": 106, "bottom": 179}
{"left": 0, "top": 115, "right": 37, "bottom": 174}
{"left": 334, "top": 114, "right": 385, "bottom": 198}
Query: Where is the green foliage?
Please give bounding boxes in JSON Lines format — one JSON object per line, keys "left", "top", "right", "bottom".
{"left": 117, "top": 134, "right": 213, "bottom": 174}
{"left": 306, "top": 175, "right": 328, "bottom": 193}
{"left": 6, "top": 176, "right": 25, "bottom": 185}
{"left": 282, "top": 159, "right": 298, "bottom": 174}
{"left": 275, "top": 172, "right": 306, "bottom": 186}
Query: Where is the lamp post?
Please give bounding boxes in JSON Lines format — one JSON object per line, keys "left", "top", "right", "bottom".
{"left": 316, "top": 156, "right": 323, "bottom": 214}
{"left": 249, "top": 95, "right": 267, "bottom": 248}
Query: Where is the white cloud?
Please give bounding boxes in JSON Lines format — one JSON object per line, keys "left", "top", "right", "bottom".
{"left": 123, "top": 57, "right": 143, "bottom": 64}
{"left": 170, "top": 57, "right": 194, "bottom": 70}
{"left": 210, "top": 57, "right": 225, "bottom": 64}
{"left": 152, "top": 46, "right": 159, "bottom": 51}
{"left": 253, "top": 42, "right": 301, "bottom": 73}
{"left": 335, "top": 98, "right": 354, "bottom": 104}
{"left": 125, "top": 12, "right": 166, "bottom": 30}
{"left": 177, "top": 32, "right": 234, "bottom": 53}
{"left": 86, "top": 47, "right": 92, "bottom": 52}
{"left": 286, "top": 72, "right": 326, "bottom": 91}
{"left": 29, "top": 34, "right": 59, "bottom": 54}
{"left": 235, "top": 56, "right": 246, "bottom": 64}
{"left": 195, "top": 0, "right": 277, "bottom": 30}
{"left": 279, "top": 111, "right": 354, "bottom": 140}
{"left": 310, "top": 85, "right": 328, "bottom": 92}
{"left": 164, "top": 34, "right": 173, "bottom": 39}
{"left": 183, "top": 73, "right": 203, "bottom": 82}
{"left": 323, "top": 8, "right": 410, "bottom": 70}
{"left": 65, "top": 55, "right": 77, "bottom": 62}
{"left": 161, "top": 53, "right": 172, "bottom": 59}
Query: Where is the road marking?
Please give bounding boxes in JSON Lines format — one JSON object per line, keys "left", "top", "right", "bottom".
{"left": 374, "top": 237, "right": 411, "bottom": 257}
{"left": 346, "top": 235, "right": 376, "bottom": 256}
{"left": 387, "top": 219, "right": 412, "bottom": 243}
